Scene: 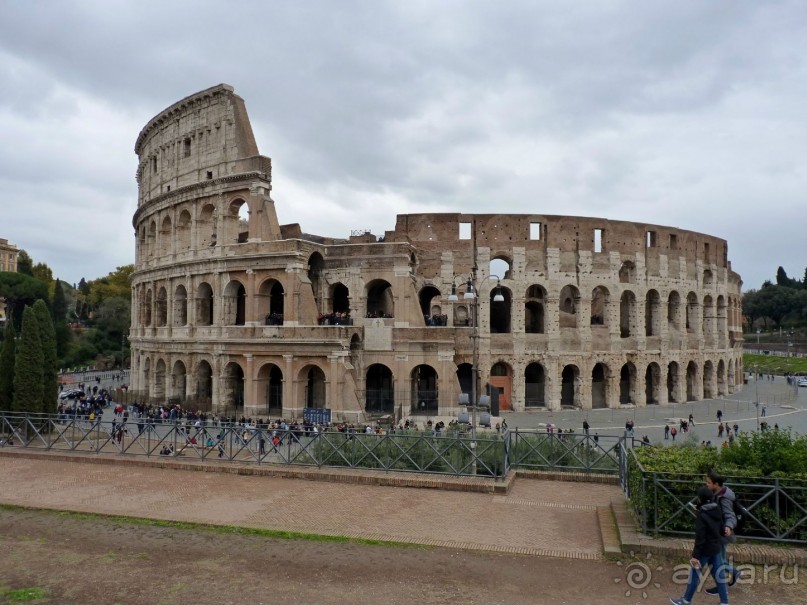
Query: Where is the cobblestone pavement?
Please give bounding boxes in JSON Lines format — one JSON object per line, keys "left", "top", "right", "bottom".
{"left": 0, "top": 454, "right": 621, "bottom": 560}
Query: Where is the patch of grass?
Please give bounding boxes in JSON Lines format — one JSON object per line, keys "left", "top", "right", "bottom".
{"left": 1, "top": 587, "right": 46, "bottom": 602}
{"left": 0, "top": 504, "right": 424, "bottom": 549}
{"left": 743, "top": 353, "right": 807, "bottom": 375}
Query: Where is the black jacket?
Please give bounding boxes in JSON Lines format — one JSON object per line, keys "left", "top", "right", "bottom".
{"left": 692, "top": 501, "right": 722, "bottom": 559}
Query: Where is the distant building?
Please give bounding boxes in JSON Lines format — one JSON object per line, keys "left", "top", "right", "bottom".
{"left": 0, "top": 238, "right": 19, "bottom": 327}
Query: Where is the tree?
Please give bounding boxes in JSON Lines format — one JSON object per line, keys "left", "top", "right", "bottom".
{"left": 52, "top": 279, "right": 71, "bottom": 357}
{"left": 0, "top": 272, "right": 50, "bottom": 332}
{"left": 755, "top": 285, "right": 796, "bottom": 328}
{"left": 775, "top": 266, "right": 798, "bottom": 289}
{"left": 33, "top": 300, "right": 58, "bottom": 415}
{"left": 0, "top": 320, "right": 16, "bottom": 411}
{"left": 16, "top": 250, "right": 34, "bottom": 276}
{"left": 12, "top": 306, "right": 44, "bottom": 414}
{"left": 741, "top": 289, "right": 761, "bottom": 329}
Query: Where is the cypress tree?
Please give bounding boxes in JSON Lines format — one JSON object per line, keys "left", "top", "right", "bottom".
{"left": 0, "top": 320, "right": 16, "bottom": 411}
{"left": 33, "top": 300, "right": 58, "bottom": 415}
{"left": 52, "top": 279, "right": 71, "bottom": 358}
{"left": 13, "top": 306, "right": 44, "bottom": 414}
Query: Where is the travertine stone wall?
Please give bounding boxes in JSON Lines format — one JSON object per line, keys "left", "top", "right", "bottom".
{"left": 130, "top": 85, "right": 744, "bottom": 421}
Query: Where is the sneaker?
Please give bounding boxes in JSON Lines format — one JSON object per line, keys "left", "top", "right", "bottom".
{"left": 669, "top": 599, "right": 690, "bottom": 605}
{"left": 704, "top": 586, "right": 720, "bottom": 596}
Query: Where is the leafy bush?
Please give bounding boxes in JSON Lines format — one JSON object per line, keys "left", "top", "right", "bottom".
{"left": 628, "top": 430, "right": 807, "bottom": 542}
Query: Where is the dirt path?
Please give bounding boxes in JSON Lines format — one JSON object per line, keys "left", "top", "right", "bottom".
{"left": 1, "top": 508, "right": 804, "bottom": 605}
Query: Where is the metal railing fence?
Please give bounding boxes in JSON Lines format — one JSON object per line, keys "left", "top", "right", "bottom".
{"left": 508, "top": 429, "right": 623, "bottom": 474}
{"left": 0, "top": 413, "right": 509, "bottom": 478}
{"left": 624, "top": 447, "right": 807, "bottom": 545}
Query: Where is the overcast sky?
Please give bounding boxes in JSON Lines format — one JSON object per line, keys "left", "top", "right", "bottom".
{"left": 1, "top": 1, "right": 805, "bottom": 290}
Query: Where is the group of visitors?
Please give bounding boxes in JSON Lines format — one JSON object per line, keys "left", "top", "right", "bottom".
{"left": 317, "top": 312, "right": 352, "bottom": 325}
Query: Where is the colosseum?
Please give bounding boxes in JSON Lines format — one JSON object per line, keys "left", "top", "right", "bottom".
{"left": 129, "top": 84, "right": 744, "bottom": 422}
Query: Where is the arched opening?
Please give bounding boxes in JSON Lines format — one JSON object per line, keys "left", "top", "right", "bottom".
{"left": 419, "top": 286, "right": 444, "bottom": 326}
{"left": 717, "top": 359, "right": 726, "bottom": 396}
{"left": 258, "top": 279, "right": 285, "bottom": 325}
{"left": 171, "top": 360, "right": 186, "bottom": 400}
{"left": 302, "top": 365, "right": 326, "bottom": 409}
{"left": 155, "top": 287, "right": 168, "bottom": 327}
{"left": 453, "top": 304, "right": 470, "bottom": 327}
{"left": 619, "top": 261, "right": 635, "bottom": 283}
{"left": 717, "top": 296, "right": 727, "bottom": 348}
{"left": 561, "top": 365, "right": 580, "bottom": 408}
{"left": 222, "top": 362, "right": 245, "bottom": 414}
{"left": 703, "top": 269, "right": 713, "bottom": 286}
{"left": 366, "top": 279, "right": 394, "bottom": 318}
{"left": 365, "top": 364, "right": 394, "bottom": 414}
{"left": 619, "top": 363, "right": 637, "bottom": 404}
{"left": 196, "top": 282, "right": 214, "bottom": 326}
{"left": 198, "top": 204, "right": 216, "bottom": 248}
{"left": 703, "top": 295, "right": 715, "bottom": 347}
{"left": 147, "top": 221, "right": 156, "bottom": 258}
{"left": 160, "top": 215, "right": 172, "bottom": 256}
{"left": 524, "top": 363, "right": 545, "bottom": 407}
{"left": 489, "top": 361, "right": 512, "bottom": 411}
{"left": 559, "top": 285, "right": 580, "bottom": 329}
{"left": 490, "top": 257, "right": 512, "bottom": 280}
{"left": 257, "top": 363, "right": 283, "bottom": 417}
{"left": 703, "top": 360, "right": 715, "bottom": 399}
{"left": 176, "top": 209, "right": 192, "bottom": 252}
{"left": 646, "top": 363, "right": 661, "bottom": 405}
{"left": 231, "top": 199, "right": 250, "bottom": 243}
{"left": 196, "top": 360, "right": 213, "bottom": 407}
{"left": 490, "top": 286, "right": 512, "bottom": 333}
{"left": 223, "top": 280, "right": 246, "bottom": 326}
{"left": 667, "top": 361, "right": 680, "bottom": 403}
{"left": 686, "top": 361, "right": 698, "bottom": 402}
{"left": 173, "top": 285, "right": 188, "bottom": 326}
{"left": 645, "top": 290, "right": 661, "bottom": 336}
{"left": 620, "top": 291, "right": 636, "bottom": 338}
{"left": 330, "top": 283, "right": 350, "bottom": 314}
{"left": 411, "top": 364, "right": 438, "bottom": 414}
{"left": 456, "top": 363, "right": 473, "bottom": 400}
{"left": 308, "top": 252, "right": 325, "bottom": 315}
{"left": 667, "top": 291, "right": 681, "bottom": 332}
{"left": 142, "top": 357, "right": 151, "bottom": 401}
{"left": 144, "top": 289, "right": 153, "bottom": 327}
{"left": 686, "top": 292, "right": 698, "bottom": 333}
{"left": 591, "top": 286, "right": 609, "bottom": 326}
{"left": 525, "top": 285, "right": 545, "bottom": 334}
{"left": 592, "top": 363, "right": 608, "bottom": 409}
{"left": 154, "top": 359, "right": 166, "bottom": 402}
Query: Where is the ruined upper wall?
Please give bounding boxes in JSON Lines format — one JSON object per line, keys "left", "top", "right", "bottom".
{"left": 134, "top": 84, "right": 270, "bottom": 206}
{"left": 388, "top": 213, "right": 732, "bottom": 271}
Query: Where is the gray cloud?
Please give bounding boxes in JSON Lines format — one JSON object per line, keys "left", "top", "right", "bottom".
{"left": 1, "top": 0, "right": 806, "bottom": 288}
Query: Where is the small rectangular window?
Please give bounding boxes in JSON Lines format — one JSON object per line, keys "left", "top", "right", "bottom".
{"left": 594, "top": 228, "right": 603, "bottom": 253}
{"left": 669, "top": 234, "right": 678, "bottom": 250}
{"left": 646, "top": 231, "right": 656, "bottom": 248}
{"left": 151, "top": 157, "right": 157, "bottom": 173}
{"left": 529, "top": 222, "right": 541, "bottom": 240}
{"left": 459, "top": 222, "right": 471, "bottom": 240}
{"left": 704, "top": 242, "right": 710, "bottom": 261}
{"left": 184, "top": 138, "right": 191, "bottom": 158}
{"left": 207, "top": 171, "right": 213, "bottom": 180}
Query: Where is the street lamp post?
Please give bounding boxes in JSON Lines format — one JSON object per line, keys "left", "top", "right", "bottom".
{"left": 448, "top": 272, "right": 504, "bottom": 474}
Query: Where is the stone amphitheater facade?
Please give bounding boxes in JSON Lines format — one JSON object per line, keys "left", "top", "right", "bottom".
{"left": 130, "top": 84, "right": 744, "bottom": 421}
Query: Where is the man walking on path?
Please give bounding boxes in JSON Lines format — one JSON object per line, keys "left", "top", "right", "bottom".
{"left": 704, "top": 470, "right": 740, "bottom": 598}
{"left": 669, "top": 485, "right": 730, "bottom": 605}
{"left": 582, "top": 419, "right": 590, "bottom": 436}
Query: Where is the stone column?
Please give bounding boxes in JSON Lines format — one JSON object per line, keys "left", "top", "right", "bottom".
{"left": 283, "top": 355, "right": 295, "bottom": 417}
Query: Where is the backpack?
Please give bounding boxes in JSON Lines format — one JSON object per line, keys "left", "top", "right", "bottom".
{"left": 718, "top": 493, "right": 748, "bottom": 534}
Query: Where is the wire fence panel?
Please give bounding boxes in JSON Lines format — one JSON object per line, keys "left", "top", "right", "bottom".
{"left": 508, "top": 430, "right": 623, "bottom": 474}
{"left": 623, "top": 447, "right": 807, "bottom": 545}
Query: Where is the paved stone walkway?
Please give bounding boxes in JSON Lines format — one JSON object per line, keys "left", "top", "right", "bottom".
{"left": 0, "top": 450, "right": 621, "bottom": 560}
